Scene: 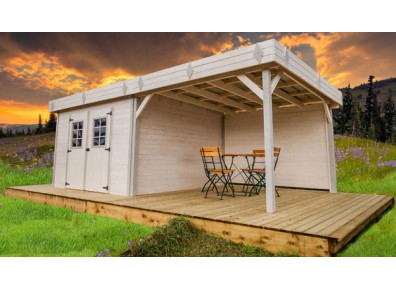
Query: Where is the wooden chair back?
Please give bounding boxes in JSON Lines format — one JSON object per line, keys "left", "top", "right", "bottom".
{"left": 251, "top": 147, "right": 281, "bottom": 170}
{"left": 200, "top": 147, "right": 225, "bottom": 173}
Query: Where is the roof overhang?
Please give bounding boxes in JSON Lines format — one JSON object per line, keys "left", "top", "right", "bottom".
{"left": 49, "top": 39, "right": 342, "bottom": 113}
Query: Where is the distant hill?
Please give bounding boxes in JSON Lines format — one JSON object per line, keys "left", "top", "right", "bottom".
{"left": 340, "top": 77, "right": 396, "bottom": 106}
{"left": 0, "top": 124, "right": 37, "bottom": 134}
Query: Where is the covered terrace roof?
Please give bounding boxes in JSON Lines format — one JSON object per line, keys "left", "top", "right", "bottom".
{"left": 49, "top": 39, "right": 342, "bottom": 114}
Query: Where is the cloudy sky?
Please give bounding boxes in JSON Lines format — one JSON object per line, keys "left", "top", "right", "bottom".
{"left": 0, "top": 32, "right": 395, "bottom": 124}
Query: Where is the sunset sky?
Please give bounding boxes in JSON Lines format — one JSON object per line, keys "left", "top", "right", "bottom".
{"left": 1, "top": 32, "right": 395, "bottom": 124}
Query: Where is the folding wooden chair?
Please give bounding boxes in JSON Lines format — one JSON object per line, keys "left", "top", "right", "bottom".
{"left": 200, "top": 147, "right": 235, "bottom": 199}
{"left": 242, "top": 147, "right": 281, "bottom": 196}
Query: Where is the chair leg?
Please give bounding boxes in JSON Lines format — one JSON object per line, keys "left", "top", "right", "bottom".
{"left": 204, "top": 175, "right": 219, "bottom": 198}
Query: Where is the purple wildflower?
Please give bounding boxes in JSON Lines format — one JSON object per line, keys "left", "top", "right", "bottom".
{"left": 97, "top": 251, "right": 104, "bottom": 257}
{"left": 128, "top": 240, "right": 133, "bottom": 246}
{"left": 105, "top": 249, "right": 110, "bottom": 254}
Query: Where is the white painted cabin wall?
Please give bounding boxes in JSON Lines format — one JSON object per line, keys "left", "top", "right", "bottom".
{"left": 53, "top": 98, "right": 133, "bottom": 196}
{"left": 135, "top": 95, "right": 222, "bottom": 195}
{"left": 224, "top": 104, "right": 330, "bottom": 190}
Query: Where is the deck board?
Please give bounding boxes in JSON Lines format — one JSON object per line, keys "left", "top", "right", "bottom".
{"left": 5, "top": 184, "right": 393, "bottom": 256}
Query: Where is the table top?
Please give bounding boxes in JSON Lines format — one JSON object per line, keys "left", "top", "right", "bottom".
{"left": 223, "top": 153, "right": 257, "bottom": 157}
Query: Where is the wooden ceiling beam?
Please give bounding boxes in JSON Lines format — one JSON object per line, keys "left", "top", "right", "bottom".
{"left": 182, "top": 86, "right": 254, "bottom": 111}
{"left": 273, "top": 89, "right": 304, "bottom": 107}
{"left": 208, "top": 80, "right": 263, "bottom": 105}
{"left": 158, "top": 91, "right": 234, "bottom": 114}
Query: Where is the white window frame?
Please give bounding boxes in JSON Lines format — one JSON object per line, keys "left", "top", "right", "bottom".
{"left": 71, "top": 120, "right": 84, "bottom": 149}
{"left": 92, "top": 116, "right": 107, "bottom": 148}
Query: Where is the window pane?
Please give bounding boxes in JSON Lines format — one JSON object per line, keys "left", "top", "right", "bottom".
{"left": 100, "top": 137, "right": 106, "bottom": 145}
{"left": 77, "top": 139, "right": 82, "bottom": 147}
{"left": 73, "top": 123, "right": 78, "bottom": 130}
{"left": 78, "top": 130, "right": 83, "bottom": 138}
{"left": 94, "top": 119, "right": 100, "bottom": 127}
{"left": 93, "top": 138, "right": 99, "bottom": 146}
{"left": 79, "top": 122, "right": 83, "bottom": 129}
{"left": 101, "top": 118, "right": 106, "bottom": 126}
{"left": 73, "top": 130, "right": 77, "bottom": 138}
{"left": 100, "top": 127, "right": 106, "bottom": 136}
{"left": 72, "top": 139, "right": 77, "bottom": 147}
{"left": 94, "top": 127, "right": 100, "bottom": 137}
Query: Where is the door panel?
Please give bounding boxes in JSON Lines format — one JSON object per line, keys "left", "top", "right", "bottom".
{"left": 66, "top": 112, "right": 88, "bottom": 190}
{"left": 85, "top": 107, "right": 112, "bottom": 193}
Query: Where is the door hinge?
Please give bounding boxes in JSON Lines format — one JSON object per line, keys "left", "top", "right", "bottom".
{"left": 103, "top": 186, "right": 109, "bottom": 190}
{"left": 65, "top": 182, "right": 70, "bottom": 186}
{"left": 85, "top": 148, "right": 90, "bottom": 152}
{"left": 69, "top": 118, "right": 74, "bottom": 122}
{"left": 67, "top": 149, "right": 72, "bottom": 153}
{"left": 107, "top": 111, "right": 112, "bottom": 116}
{"left": 105, "top": 147, "right": 111, "bottom": 151}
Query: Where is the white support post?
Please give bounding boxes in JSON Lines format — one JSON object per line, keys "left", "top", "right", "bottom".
{"left": 324, "top": 103, "right": 337, "bottom": 193}
{"left": 129, "top": 97, "right": 138, "bottom": 196}
{"left": 262, "top": 69, "right": 276, "bottom": 213}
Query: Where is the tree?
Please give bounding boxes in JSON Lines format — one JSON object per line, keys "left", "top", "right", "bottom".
{"left": 334, "top": 84, "right": 354, "bottom": 135}
{"left": 45, "top": 112, "right": 57, "bottom": 132}
{"left": 383, "top": 89, "right": 395, "bottom": 143}
{"left": 350, "top": 96, "right": 364, "bottom": 137}
{"left": 363, "top": 75, "right": 377, "bottom": 137}
{"left": 37, "top": 114, "right": 43, "bottom": 134}
{"left": 0, "top": 126, "right": 4, "bottom": 138}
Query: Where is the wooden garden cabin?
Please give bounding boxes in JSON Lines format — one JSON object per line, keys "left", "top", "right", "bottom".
{"left": 49, "top": 39, "right": 342, "bottom": 213}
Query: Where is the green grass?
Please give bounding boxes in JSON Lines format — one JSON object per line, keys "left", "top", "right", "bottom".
{"left": 0, "top": 193, "right": 155, "bottom": 256}
{"left": 0, "top": 159, "right": 155, "bottom": 257}
{"left": 334, "top": 136, "right": 396, "bottom": 256}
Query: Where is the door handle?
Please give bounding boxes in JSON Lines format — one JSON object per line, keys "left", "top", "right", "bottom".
{"left": 86, "top": 148, "right": 90, "bottom": 152}
{"left": 105, "top": 148, "right": 111, "bottom": 151}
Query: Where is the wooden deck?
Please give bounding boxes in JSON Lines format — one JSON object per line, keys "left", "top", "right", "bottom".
{"left": 5, "top": 185, "right": 393, "bottom": 256}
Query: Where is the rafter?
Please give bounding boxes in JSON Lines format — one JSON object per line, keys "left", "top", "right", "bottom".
{"left": 158, "top": 91, "right": 234, "bottom": 114}
{"left": 283, "top": 71, "right": 329, "bottom": 104}
{"left": 208, "top": 80, "right": 262, "bottom": 105}
{"left": 182, "top": 86, "right": 254, "bottom": 111}
{"left": 273, "top": 89, "right": 304, "bottom": 107}
{"left": 277, "top": 81, "right": 298, "bottom": 89}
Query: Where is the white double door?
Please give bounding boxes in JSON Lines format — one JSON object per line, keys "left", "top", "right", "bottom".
{"left": 66, "top": 107, "right": 112, "bottom": 193}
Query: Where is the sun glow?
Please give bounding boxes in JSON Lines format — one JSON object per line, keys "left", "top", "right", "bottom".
{"left": 0, "top": 100, "right": 49, "bottom": 124}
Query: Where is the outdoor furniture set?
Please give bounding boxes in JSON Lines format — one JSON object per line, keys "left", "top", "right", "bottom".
{"left": 200, "top": 147, "right": 281, "bottom": 199}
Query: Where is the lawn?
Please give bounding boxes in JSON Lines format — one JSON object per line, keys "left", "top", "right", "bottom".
{"left": 334, "top": 136, "right": 396, "bottom": 256}
{"left": 0, "top": 133, "right": 395, "bottom": 256}
{"left": 0, "top": 160, "right": 154, "bottom": 257}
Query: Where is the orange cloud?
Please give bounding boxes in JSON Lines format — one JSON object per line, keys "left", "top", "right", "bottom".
{"left": 277, "top": 33, "right": 373, "bottom": 87}
{"left": 3, "top": 52, "right": 137, "bottom": 95}
{"left": 0, "top": 100, "right": 49, "bottom": 124}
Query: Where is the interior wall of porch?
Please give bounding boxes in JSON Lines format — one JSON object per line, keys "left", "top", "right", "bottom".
{"left": 224, "top": 104, "right": 330, "bottom": 190}
{"left": 135, "top": 95, "right": 223, "bottom": 195}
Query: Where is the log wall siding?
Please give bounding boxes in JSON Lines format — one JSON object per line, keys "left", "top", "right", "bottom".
{"left": 135, "top": 95, "right": 222, "bottom": 194}
{"left": 224, "top": 104, "right": 329, "bottom": 189}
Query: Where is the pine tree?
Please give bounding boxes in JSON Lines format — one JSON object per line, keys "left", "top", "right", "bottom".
{"left": 334, "top": 84, "right": 354, "bottom": 135}
{"left": 364, "top": 75, "right": 376, "bottom": 137}
{"left": 37, "top": 114, "right": 43, "bottom": 134}
{"left": 0, "top": 126, "right": 4, "bottom": 138}
{"left": 350, "top": 96, "right": 363, "bottom": 137}
{"left": 383, "top": 89, "right": 395, "bottom": 143}
{"left": 45, "top": 112, "right": 57, "bottom": 132}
